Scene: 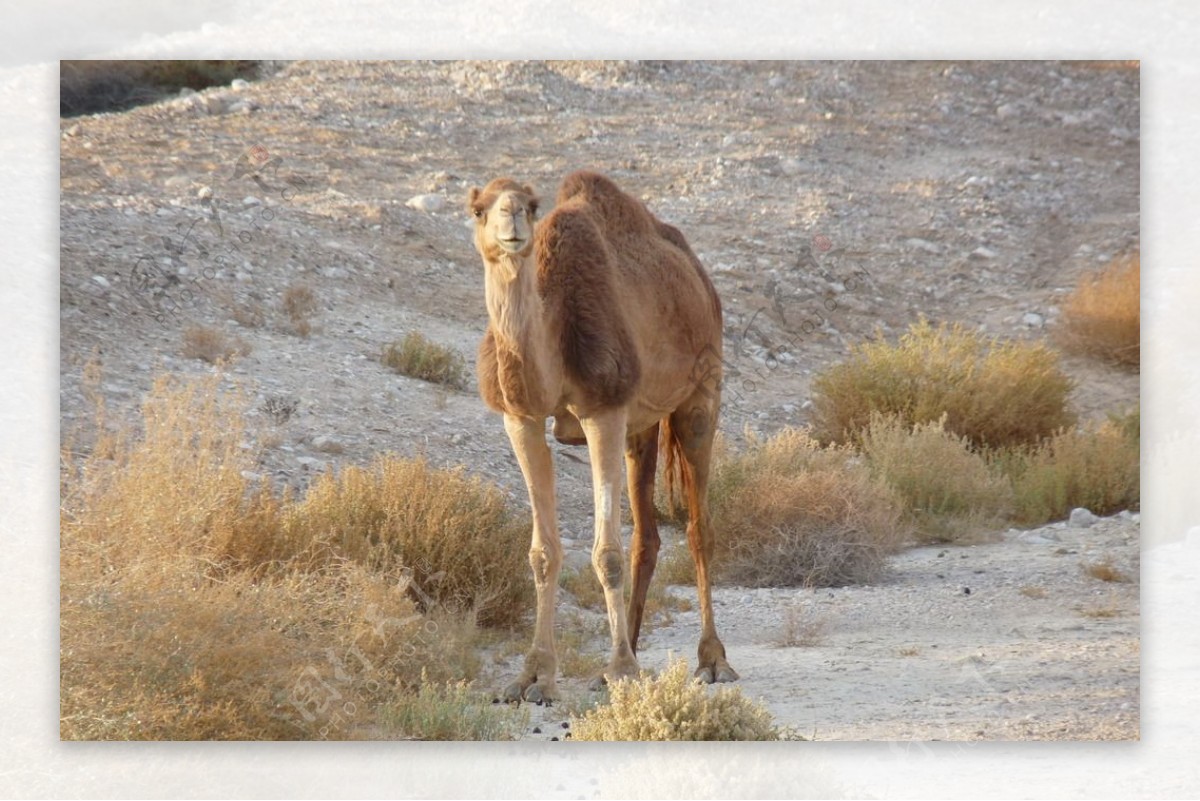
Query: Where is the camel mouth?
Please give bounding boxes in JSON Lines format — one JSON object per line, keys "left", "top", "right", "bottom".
{"left": 497, "top": 237, "right": 528, "bottom": 253}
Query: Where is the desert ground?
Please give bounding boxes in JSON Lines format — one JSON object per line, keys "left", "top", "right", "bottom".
{"left": 59, "top": 60, "right": 1139, "bottom": 740}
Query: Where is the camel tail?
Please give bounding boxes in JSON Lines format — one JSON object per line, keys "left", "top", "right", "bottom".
{"left": 660, "top": 415, "right": 690, "bottom": 521}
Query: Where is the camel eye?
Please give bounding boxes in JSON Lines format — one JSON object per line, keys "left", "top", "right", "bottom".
{"left": 472, "top": 208, "right": 483, "bottom": 219}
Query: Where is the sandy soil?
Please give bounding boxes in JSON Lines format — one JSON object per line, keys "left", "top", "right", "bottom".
{"left": 59, "top": 59, "right": 1139, "bottom": 740}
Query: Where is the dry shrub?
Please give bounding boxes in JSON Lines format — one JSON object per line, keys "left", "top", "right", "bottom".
{"left": 222, "top": 458, "right": 533, "bottom": 628}
{"left": 991, "top": 419, "right": 1139, "bottom": 526}
{"left": 182, "top": 324, "right": 249, "bottom": 363}
{"left": 773, "top": 605, "right": 829, "bottom": 648}
{"left": 810, "top": 318, "right": 1075, "bottom": 448}
{"left": 282, "top": 284, "right": 318, "bottom": 337}
{"left": 61, "top": 371, "right": 528, "bottom": 740}
{"left": 569, "top": 658, "right": 778, "bottom": 741}
{"left": 707, "top": 428, "right": 907, "bottom": 587}
{"left": 382, "top": 332, "right": 468, "bottom": 390}
{"left": 60, "top": 60, "right": 259, "bottom": 116}
{"left": 1058, "top": 254, "right": 1140, "bottom": 368}
{"left": 861, "top": 413, "right": 1013, "bottom": 542}
{"left": 1082, "top": 556, "right": 1132, "bottom": 584}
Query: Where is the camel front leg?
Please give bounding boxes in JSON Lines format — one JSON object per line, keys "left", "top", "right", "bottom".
{"left": 502, "top": 413, "right": 562, "bottom": 703}
{"left": 579, "top": 408, "right": 640, "bottom": 690}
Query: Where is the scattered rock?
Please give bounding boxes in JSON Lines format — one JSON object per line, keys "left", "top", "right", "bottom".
{"left": 311, "top": 436, "right": 345, "bottom": 454}
{"left": 905, "top": 238, "right": 942, "bottom": 254}
{"left": 1022, "top": 311, "right": 1045, "bottom": 328}
{"left": 91, "top": 275, "right": 110, "bottom": 289}
{"left": 971, "top": 246, "right": 998, "bottom": 260}
{"left": 1069, "top": 508, "right": 1099, "bottom": 528}
{"left": 406, "top": 194, "right": 445, "bottom": 213}
{"left": 779, "top": 157, "right": 803, "bottom": 176}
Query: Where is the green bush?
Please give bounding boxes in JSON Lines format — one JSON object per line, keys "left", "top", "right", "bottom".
{"left": 381, "top": 675, "right": 529, "bottom": 740}
{"left": 861, "top": 413, "right": 1013, "bottom": 542}
{"left": 991, "top": 419, "right": 1140, "bottom": 526}
{"left": 382, "top": 332, "right": 469, "bottom": 389}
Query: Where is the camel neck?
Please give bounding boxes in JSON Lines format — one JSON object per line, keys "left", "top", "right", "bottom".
{"left": 484, "top": 253, "right": 560, "bottom": 414}
{"left": 485, "top": 254, "right": 546, "bottom": 348}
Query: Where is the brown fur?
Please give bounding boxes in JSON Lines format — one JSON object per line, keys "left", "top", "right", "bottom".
{"left": 536, "top": 203, "right": 641, "bottom": 409}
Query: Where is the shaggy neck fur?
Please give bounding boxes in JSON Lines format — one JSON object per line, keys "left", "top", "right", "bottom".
{"left": 484, "top": 250, "right": 557, "bottom": 413}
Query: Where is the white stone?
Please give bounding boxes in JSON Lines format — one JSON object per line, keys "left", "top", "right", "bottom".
{"left": 1022, "top": 312, "right": 1045, "bottom": 328}
{"left": 905, "top": 238, "right": 942, "bottom": 254}
{"left": 971, "top": 246, "right": 997, "bottom": 260}
{"left": 243, "top": 196, "right": 262, "bottom": 206}
{"left": 90, "top": 275, "right": 110, "bottom": 289}
{"left": 231, "top": 78, "right": 250, "bottom": 90}
{"left": 406, "top": 194, "right": 445, "bottom": 213}
{"left": 1069, "top": 508, "right": 1099, "bottom": 528}
{"left": 197, "top": 186, "right": 213, "bottom": 201}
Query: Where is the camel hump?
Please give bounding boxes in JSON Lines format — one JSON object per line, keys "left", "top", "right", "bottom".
{"left": 556, "top": 170, "right": 656, "bottom": 236}
{"left": 536, "top": 204, "right": 641, "bottom": 409}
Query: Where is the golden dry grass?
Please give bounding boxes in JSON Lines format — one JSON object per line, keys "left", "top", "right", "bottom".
{"left": 60, "top": 370, "right": 531, "bottom": 740}
{"left": 810, "top": 318, "right": 1075, "bottom": 448}
{"left": 382, "top": 332, "right": 468, "bottom": 390}
{"left": 861, "top": 413, "right": 1014, "bottom": 543}
{"left": 1058, "top": 254, "right": 1140, "bottom": 368}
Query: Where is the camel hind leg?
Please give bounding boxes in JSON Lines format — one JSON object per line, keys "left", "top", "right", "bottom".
{"left": 624, "top": 422, "right": 661, "bottom": 653}
{"left": 668, "top": 395, "right": 739, "bottom": 684}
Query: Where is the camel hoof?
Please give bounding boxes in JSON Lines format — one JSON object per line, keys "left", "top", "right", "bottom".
{"left": 524, "top": 683, "right": 556, "bottom": 704}
{"left": 695, "top": 663, "right": 739, "bottom": 684}
{"left": 587, "top": 674, "right": 608, "bottom": 692}
{"left": 502, "top": 681, "right": 526, "bottom": 703}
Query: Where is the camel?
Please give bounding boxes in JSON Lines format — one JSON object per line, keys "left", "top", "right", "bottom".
{"left": 468, "top": 169, "right": 737, "bottom": 702}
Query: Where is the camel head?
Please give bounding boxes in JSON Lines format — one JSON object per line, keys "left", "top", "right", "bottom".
{"left": 468, "top": 178, "right": 539, "bottom": 266}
